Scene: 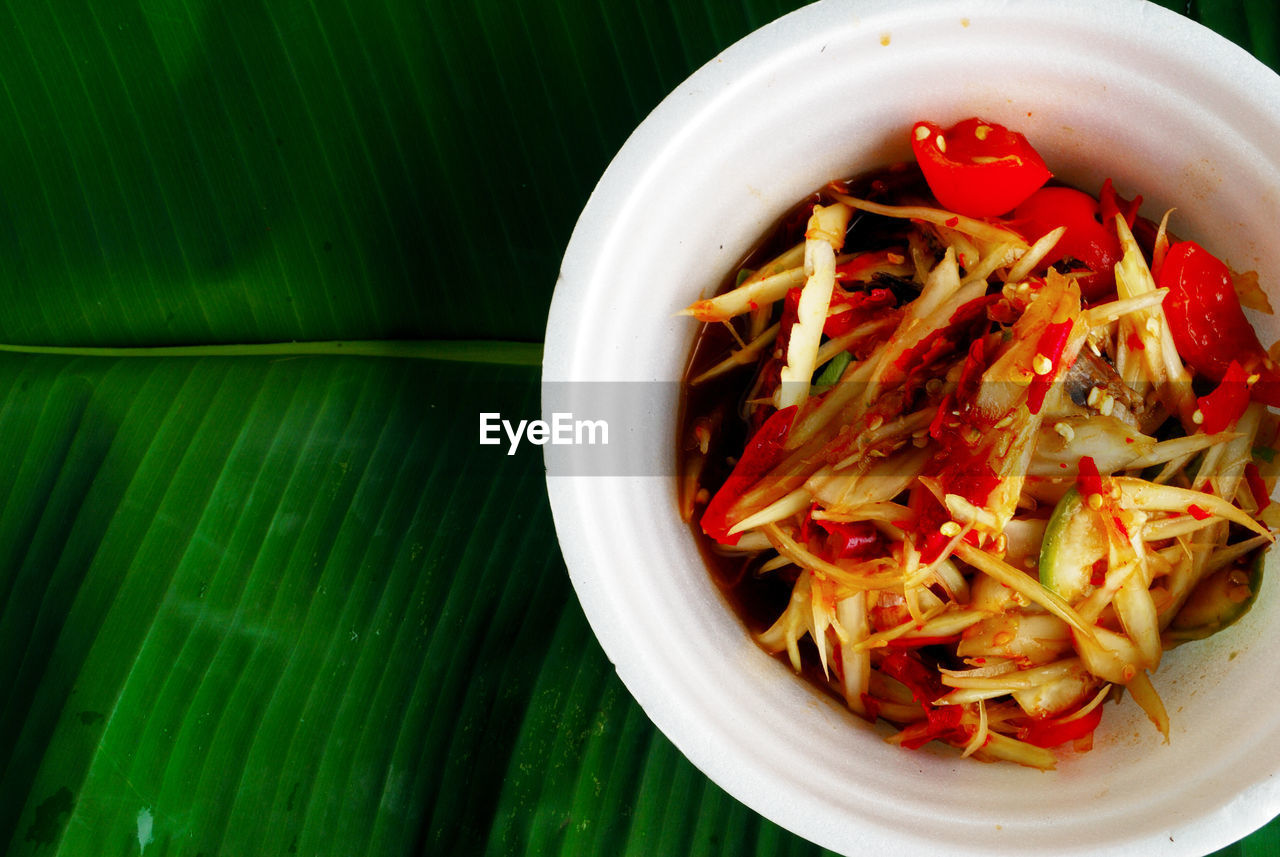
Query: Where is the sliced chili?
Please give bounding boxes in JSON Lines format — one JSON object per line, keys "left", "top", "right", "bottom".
{"left": 700, "top": 405, "right": 797, "bottom": 545}
{"left": 1196, "top": 360, "right": 1250, "bottom": 435}
{"left": 1018, "top": 704, "right": 1104, "bottom": 748}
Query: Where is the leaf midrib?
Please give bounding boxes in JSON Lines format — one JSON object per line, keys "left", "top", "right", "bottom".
{"left": 0, "top": 339, "right": 544, "bottom": 366}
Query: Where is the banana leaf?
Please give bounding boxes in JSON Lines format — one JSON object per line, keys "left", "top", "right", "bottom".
{"left": 0, "top": 1, "right": 1278, "bottom": 856}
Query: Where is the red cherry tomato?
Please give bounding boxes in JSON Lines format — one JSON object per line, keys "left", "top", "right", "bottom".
{"left": 910, "top": 118, "right": 1051, "bottom": 218}
{"left": 1011, "top": 186, "right": 1120, "bottom": 301}
{"left": 1158, "top": 241, "right": 1280, "bottom": 406}
{"left": 1160, "top": 241, "right": 1260, "bottom": 380}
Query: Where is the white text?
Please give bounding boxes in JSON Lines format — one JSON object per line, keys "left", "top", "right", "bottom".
{"left": 479, "top": 412, "right": 609, "bottom": 456}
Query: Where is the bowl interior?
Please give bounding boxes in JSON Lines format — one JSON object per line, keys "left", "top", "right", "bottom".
{"left": 545, "top": 1, "right": 1280, "bottom": 854}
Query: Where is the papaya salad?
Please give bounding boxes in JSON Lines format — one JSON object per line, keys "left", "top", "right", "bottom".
{"left": 677, "top": 117, "right": 1280, "bottom": 768}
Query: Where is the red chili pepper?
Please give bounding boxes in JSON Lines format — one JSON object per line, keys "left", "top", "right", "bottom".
{"left": 860, "top": 693, "right": 883, "bottom": 722}
{"left": 956, "top": 338, "right": 987, "bottom": 403}
{"left": 1099, "top": 178, "right": 1142, "bottom": 227}
{"left": 776, "top": 288, "right": 803, "bottom": 356}
{"left": 906, "top": 458, "right": 989, "bottom": 563}
{"left": 1076, "top": 455, "right": 1103, "bottom": 498}
{"left": 893, "top": 294, "right": 999, "bottom": 379}
{"left": 748, "top": 288, "right": 807, "bottom": 419}
{"left": 1026, "top": 320, "right": 1074, "bottom": 415}
{"left": 942, "top": 459, "right": 1000, "bottom": 509}
{"left": 700, "top": 405, "right": 797, "bottom": 545}
{"left": 834, "top": 248, "right": 903, "bottom": 282}
{"left": 927, "top": 392, "right": 955, "bottom": 443}
{"left": 1018, "top": 704, "right": 1104, "bottom": 748}
{"left": 1011, "top": 185, "right": 1125, "bottom": 302}
{"left": 908, "top": 491, "right": 953, "bottom": 566}
{"left": 1245, "top": 463, "right": 1271, "bottom": 512}
{"left": 909, "top": 118, "right": 1051, "bottom": 218}
{"left": 822, "top": 287, "right": 897, "bottom": 338}
{"left": 1187, "top": 504, "right": 1211, "bottom": 521}
{"left": 1090, "top": 558, "right": 1108, "bottom": 587}
{"left": 1196, "top": 360, "right": 1250, "bottom": 435}
{"left": 894, "top": 705, "right": 969, "bottom": 750}
{"left": 1159, "top": 241, "right": 1280, "bottom": 406}
{"left": 878, "top": 649, "right": 944, "bottom": 706}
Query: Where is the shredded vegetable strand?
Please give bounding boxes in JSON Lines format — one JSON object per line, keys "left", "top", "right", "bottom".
{"left": 691, "top": 323, "right": 779, "bottom": 385}
{"left": 762, "top": 523, "right": 903, "bottom": 593}
{"left": 961, "top": 699, "right": 989, "bottom": 758}
{"left": 953, "top": 542, "right": 1097, "bottom": 642}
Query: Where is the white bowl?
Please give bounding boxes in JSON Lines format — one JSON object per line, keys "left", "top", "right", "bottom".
{"left": 544, "top": 1, "right": 1280, "bottom": 854}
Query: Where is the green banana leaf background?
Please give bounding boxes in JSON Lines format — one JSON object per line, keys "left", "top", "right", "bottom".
{"left": 2, "top": 1, "right": 1278, "bottom": 855}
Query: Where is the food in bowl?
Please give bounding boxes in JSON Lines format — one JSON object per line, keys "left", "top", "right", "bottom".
{"left": 678, "top": 117, "right": 1278, "bottom": 768}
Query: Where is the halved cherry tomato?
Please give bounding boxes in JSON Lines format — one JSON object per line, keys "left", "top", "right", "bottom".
{"left": 910, "top": 118, "right": 1051, "bottom": 218}
{"left": 1158, "top": 240, "right": 1280, "bottom": 405}
{"left": 1011, "top": 186, "right": 1121, "bottom": 301}
{"left": 1160, "top": 241, "right": 1260, "bottom": 379}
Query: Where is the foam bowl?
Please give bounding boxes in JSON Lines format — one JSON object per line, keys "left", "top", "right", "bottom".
{"left": 543, "top": 1, "right": 1280, "bottom": 854}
